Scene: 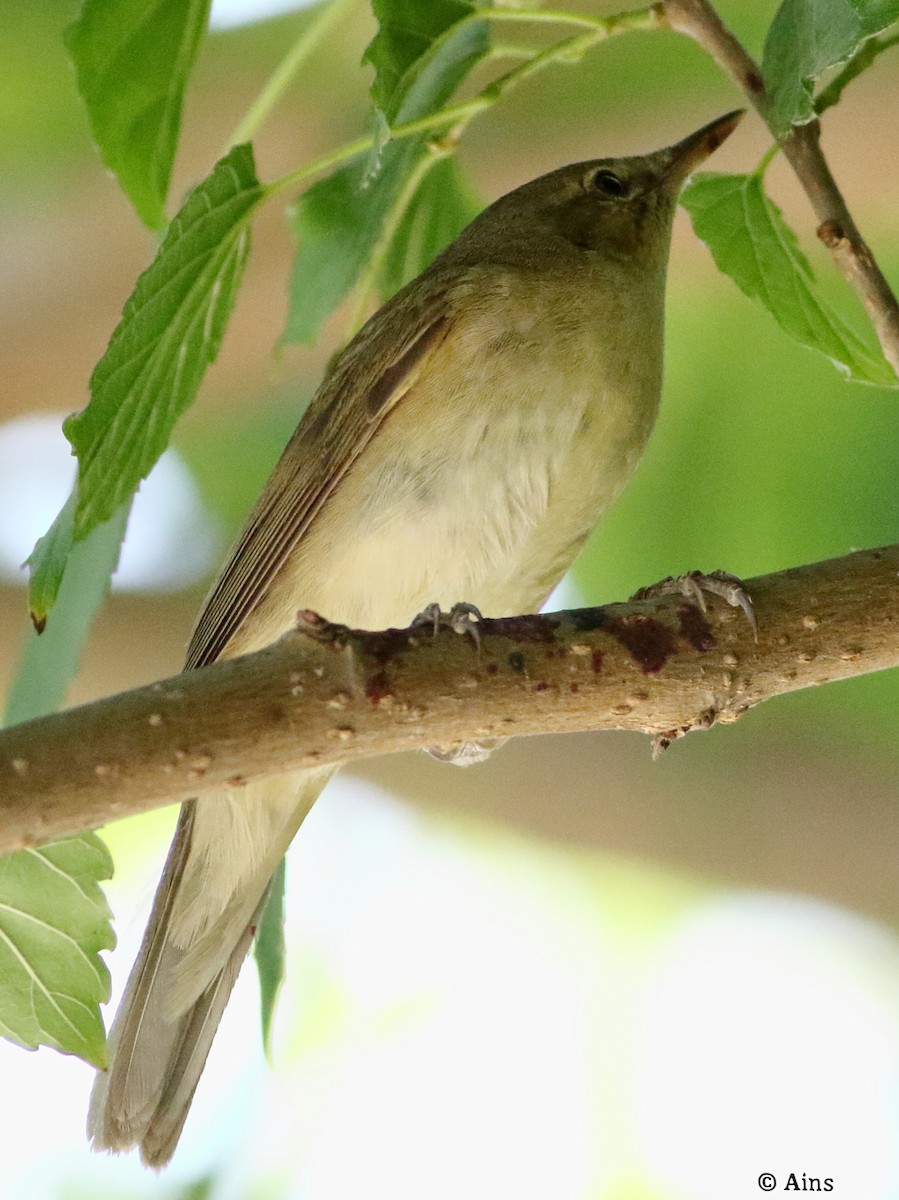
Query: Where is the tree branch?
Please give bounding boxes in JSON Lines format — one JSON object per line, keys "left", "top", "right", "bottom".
{"left": 1, "top": 545, "right": 896, "bottom": 855}
{"left": 659, "top": 0, "right": 899, "bottom": 378}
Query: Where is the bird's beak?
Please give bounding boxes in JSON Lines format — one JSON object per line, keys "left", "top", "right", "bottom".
{"left": 661, "top": 109, "right": 745, "bottom": 189}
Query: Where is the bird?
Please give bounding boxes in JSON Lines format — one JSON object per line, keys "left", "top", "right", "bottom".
{"left": 88, "top": 108, "right": 744, "bottom": 1167}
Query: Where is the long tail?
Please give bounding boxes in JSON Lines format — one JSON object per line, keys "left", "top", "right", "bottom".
{"left": 88, "top": 766, "right": 331, "bottom": 1168}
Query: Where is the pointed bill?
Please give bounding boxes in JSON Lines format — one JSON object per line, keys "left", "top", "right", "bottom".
{"left": 662, "top": 109, "right": 746, "bottom": 189}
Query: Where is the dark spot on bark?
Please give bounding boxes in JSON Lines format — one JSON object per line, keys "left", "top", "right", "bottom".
{"left": 570, "top": 682, "right": 579, "bottom": 693}
{"left": 591, "top": 649, "right": 604, "bottom": 674}
{"left": 508, "top": 651, "right": 526, "bottom": 673}
{"left": 817, "top": 219, "right": 845, "bottom": 248}
{"left": 678, "top": 604, "right": 716, "bottom": 652}
{"left": 571, "top": 607, "right": 607, "bottom": 633}
{"left": 486, "top": 662, "right": 499, "bottom": 675}
{"left": 366, "top": 670, "right": 393, "bottom": 704}
{"left": 363, "top": 626, "right": 413, "bottom": 666}
{"left": 607, "top": 614, "right": 675, "bottom": 674}
{"left": 533, "top": 681, "right": 549, "bottom": 692}
{"left": 490, "top": 615, "right": 559, "bottom": 642}
{"left": 745, "top": 67, "right": 763, "bottom": 94}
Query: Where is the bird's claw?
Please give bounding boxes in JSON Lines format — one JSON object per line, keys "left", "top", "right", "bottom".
{"left": 411, "top": 601, "right": 485, "bottom": 648}
{"left": 411, "top": 602, "right": 443, "bottom": 637}
{"left": 633, "top": 570, "right": 757, "bottom": 640}
{"left": 412, "top": 602, "right": 496, "bottom": 764}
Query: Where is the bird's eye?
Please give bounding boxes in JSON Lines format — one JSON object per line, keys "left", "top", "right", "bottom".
{"left": 591, "top": 169, "right": 627, "bottom": 198}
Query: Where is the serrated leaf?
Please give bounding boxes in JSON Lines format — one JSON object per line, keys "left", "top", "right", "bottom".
{"left": 681, "top": 173, "right": 896, "bottom": 387}
{"left": 762, "top": 0, "right": 899, "bottom": 135}
{"left": 254, "top": 857, "right": 286, "bottom": 1059}
{"left": 365, "top": 0, "right": 489, "bottom": 124}
{"left": 285, "top": 3, "right": 490, "bottom": 344}
{"left": 38, "top": 143, "right": 262, "bottom": 598}
{"left": 0, "top": 835, "right": 115, "bottom": 1067}
{"left": 66, "top": 0, "right": 211, "bottom": 229}
{"left": 378, "top": 156, "right": 480, "bottom": 299}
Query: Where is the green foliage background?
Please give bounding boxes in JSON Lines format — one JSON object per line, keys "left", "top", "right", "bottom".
{"left": 0, "top": 0, "right": 897, "bottom": 1193}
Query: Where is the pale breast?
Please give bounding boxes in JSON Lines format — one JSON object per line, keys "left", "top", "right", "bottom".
{"left": 255, "top": 268, "right": 664, "bottom": 637}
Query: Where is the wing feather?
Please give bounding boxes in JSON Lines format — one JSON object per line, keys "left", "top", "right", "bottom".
{"left": 186, "top": 283, "right": 454, "bottom": 669}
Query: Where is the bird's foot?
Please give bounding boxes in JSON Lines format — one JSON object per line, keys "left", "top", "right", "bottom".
{"left": 411, "top": 601, "right": 485, "bottom": 648}
{"left": 412, "top": 602, "right": 499, "bottom": 765}
{"left": 411, "top": 601, "right": 442, "bottom": 637}
{"left": 632, "top": 570, "right": 757, "bottom": 640}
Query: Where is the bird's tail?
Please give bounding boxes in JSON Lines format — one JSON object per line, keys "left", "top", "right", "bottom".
{"left": 88, "top": 765, "right": 332, "bottom": 1168}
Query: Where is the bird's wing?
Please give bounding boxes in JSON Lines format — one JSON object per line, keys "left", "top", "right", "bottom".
{"left": 186, "top": 282, "right": 454, "bottom": 669}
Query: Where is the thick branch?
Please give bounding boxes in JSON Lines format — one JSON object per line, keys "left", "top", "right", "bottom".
{"left": 659, "top": 0, "right": 899, "bottom": 377}
{"left": 0, "top": 545, "right": 896, "bottom": 855}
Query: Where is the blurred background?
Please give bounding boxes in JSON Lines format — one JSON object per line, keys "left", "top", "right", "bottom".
{"left": 1, "top": 1, "right": 898, "bottom": 1197}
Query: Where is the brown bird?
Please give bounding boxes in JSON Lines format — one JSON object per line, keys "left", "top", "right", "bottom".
{"left": 88, "top": 109, "right": 743, "bottom": 1166}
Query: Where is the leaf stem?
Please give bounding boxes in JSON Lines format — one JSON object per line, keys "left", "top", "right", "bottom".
{"left": 264, "top": 134, "right": 374, "bottom": 199}
{"left": 815, "top": 29, "right": 899, "bottom": 118}
{"left": 483, "top": 6, "right": 650, "bottom": 32}
{"left": 487, "top": 43, "right": 541, "bottom": 63}
{"left": 266, "top": 3, "right": 660, "bottom": 201}
{"left": 226, "top": 0, "right": 359, "bottom": 149}
{"left": 753, "top": 141, "right": 780, "bottom": 177}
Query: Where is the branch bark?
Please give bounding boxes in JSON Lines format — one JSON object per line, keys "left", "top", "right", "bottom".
{"left": 1, "top": 544, "right": 897, "bottom": 855}
{"left": 659, "top": 0, "right": 899, "bottom": 378}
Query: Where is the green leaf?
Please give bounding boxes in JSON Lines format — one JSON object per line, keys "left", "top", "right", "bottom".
{"left": 5, "top": 505, "right": 126, "bottom": 1070}
{"left": 25, "top": 493, "right": 77, "bottom": 634}
{"left": 681, "top": 172, "right": 897, "bottom": 387}
{"left": 15, "top": 503, "right": 130, "bottom": 715}
{"left": 762, "top": 0, "right": 899, "bottom": 135}
{"left": 284, "top": 3, "right": 490, "bottom": 344}
{"left": 378, "top": 156, "right": 480, "bottom": 299}
{"left": 365, "top": 0, "right": 489, "bottom": 124}
{"left": 42, "top": 143, "right": 261, "bottom": 591}
{"left": 28, "top": 146, "right": 259, "bottom": 620}
{"left": 254, "top": 857, "right": 286, "bottom": 1059}
{"left": 0, "top": 835, "right": 115, "bottom": 1067}
{"left": 285, "top": 147, "right": 404, "bottom": 344}
{"left": 65, "top": 0, "right": 211, "bottom": 229}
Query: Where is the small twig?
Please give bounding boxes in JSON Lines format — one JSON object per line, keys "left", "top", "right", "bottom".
{"left": 659, "top": 0, "right": 899, "bottom": 379}
{"left": 815, "top": 30, "right": 899, "bottom": 118}
{"left": 266, "top": 5, "right": 660, "bottom": 202}
{"left": 1, "top": 545, "right": 897, "bottom": 855}
{"left": 225, "top": 0, "right": 359, "bottom": 151}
